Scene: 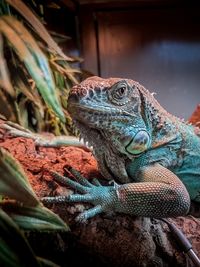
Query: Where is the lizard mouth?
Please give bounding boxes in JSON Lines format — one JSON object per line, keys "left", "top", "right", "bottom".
{"left": 68, "top": 102, "right": 135, "bottom": 130}
{"left": 69, "top": 103, "right": 136, "bottom": 117}
{"left": 74, "top": 120, "right": 100, "bottom": 149}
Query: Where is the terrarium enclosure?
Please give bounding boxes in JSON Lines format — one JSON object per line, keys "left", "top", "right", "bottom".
{"left": 0, "top": 1, "right": 200, "bottom": 267}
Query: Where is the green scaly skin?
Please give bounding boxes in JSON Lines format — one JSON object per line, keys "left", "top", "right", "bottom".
{"left": 42, "top": 76, "right": 200, "bottom": 222}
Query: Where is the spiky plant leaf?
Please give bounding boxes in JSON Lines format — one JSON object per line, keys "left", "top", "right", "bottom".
{"left": 0, "top": 148, "right": 39, "bottom": 206}
{"left": 0, "top": 15, "right": 66, "bottom": 122}
{"left": 1, "top": 202, "right": 69, "bottom": 232}
{"left": 14, "top": 94, "right": 30, "bottom": 128}
{"left": 14, "top": 74, "right": 36, "bottom": 104}
{"left": 6, "top": 0, "right": 72, "bottom": 61}
{"left": 37, "top": 257, "right": 60, "bottom": 267}
{"left": 0, "top": 208, "right": 41, "bottom": 267}
{"left": 50, "top": 58, "right": 80, "bottom": 85}
{"left": 0, "top": 88, "right": 17, "bottom": 121}
{"left": 0, "top": 33, "right": 15, "bottom": 97}
{"left": 10, "top": 63, "right": 44, "bottom": 112}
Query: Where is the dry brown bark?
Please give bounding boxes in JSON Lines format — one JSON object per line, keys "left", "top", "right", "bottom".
{"left": 0, "top": 120, "right": 200, "bottom": 267}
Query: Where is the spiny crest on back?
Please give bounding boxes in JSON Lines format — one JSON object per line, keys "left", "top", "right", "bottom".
{"left": 136, "top": 82, "right": 181, "bottom": 129}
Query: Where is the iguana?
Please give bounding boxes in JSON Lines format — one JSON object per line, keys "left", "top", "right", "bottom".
{"left": 40, "top": 76, "right": 200, "bottom": 221}
{"left": 6, "top": 76, "right": 200, "bottom": 222}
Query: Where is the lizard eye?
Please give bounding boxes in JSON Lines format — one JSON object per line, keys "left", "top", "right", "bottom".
{"left": 115, "top": 86, "right": 126, "bottom": 98}
{"left": 113, "top": 84, "right": 127, "bottom": 99}
{"left": 110, "top": 82, "right": 128, "bottom": 102}
{"left": 108, "top": 81, "right": 131, "bottom": 105}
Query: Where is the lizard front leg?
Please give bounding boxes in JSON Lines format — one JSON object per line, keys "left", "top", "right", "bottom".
{"left": 117, "top": 163, "right": 191, "bottom": 217}
{"left": 42, "top": 164, "right": 190, "bottom": 221}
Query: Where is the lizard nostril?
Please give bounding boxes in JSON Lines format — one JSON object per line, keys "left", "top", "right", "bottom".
{"left": 68, "top": 93, "right": 79, "bottom": 105}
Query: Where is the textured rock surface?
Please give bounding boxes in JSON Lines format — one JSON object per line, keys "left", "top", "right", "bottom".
{"left": 0, "top": 120, "right": 200, "bottom": 267}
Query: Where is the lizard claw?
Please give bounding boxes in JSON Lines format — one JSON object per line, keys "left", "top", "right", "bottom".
{"left": 75, "top": 205, "right": 103, "bottom": 223}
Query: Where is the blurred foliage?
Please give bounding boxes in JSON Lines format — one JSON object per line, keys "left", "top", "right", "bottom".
{"left": 0, "top": 0, "right": 83, "bottom": 135}
{"left": 0, "top": 1, "right": 76, "bottom": 265}
{"left": 0, "top": 147, "right": 69, "bottom": 266}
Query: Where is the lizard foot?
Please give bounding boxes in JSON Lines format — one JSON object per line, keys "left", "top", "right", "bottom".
{"left": 41, "top": 168, "right": 120, "bottom": 222}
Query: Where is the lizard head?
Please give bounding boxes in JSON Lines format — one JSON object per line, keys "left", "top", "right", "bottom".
{"left": 68, "top": 76, "right": 153, "bottom": 182}
{"left": 68, "top": 76, "right": 151, "bottom": 157}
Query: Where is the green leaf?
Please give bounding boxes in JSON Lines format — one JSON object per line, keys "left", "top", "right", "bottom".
{"left": 0, "top": 87, "right": 17, "bottom": 121}
{"left": 37, "top": 257, "right": 60, "bottom": 267}
{"left": 1, "top": 202, "right": 69, "bottom": 232}
{"left": 10, "top": 63, "right": 43, "bottom": 111}
{"left": 0, "top": 0, "right": 10, "bottom": 16}
{"left": 15, "top": 97, "right": 29, "bottom": 129}
{"left": 0, "top": 148, "right": 39, "bottom": 206}
{"left": 0, "top": 33, "right": 15, "bottom": 97}
{"left": 6, "top": 0, "right": 72, "bottom": 61}
{"left": 0, "top": 15, "right": 66, "bottom": 122}
{"left": 0, "top": 208, "right": 41, "bottom": 267}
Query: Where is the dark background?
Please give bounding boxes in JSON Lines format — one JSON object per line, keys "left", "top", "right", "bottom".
{"left": 45, "top": 0, "right": 200, "bottom": 119}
